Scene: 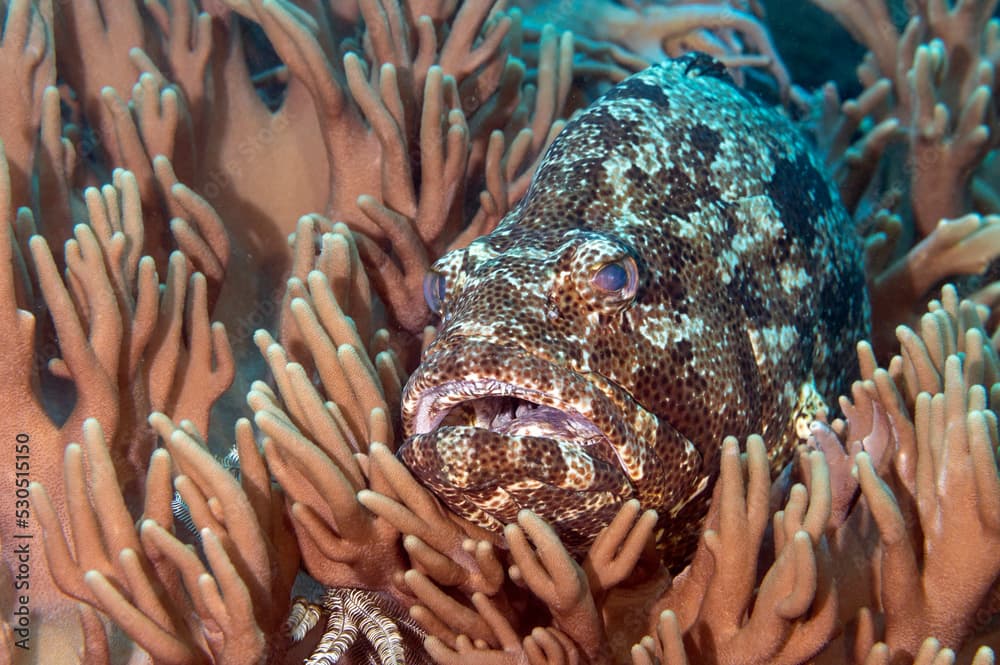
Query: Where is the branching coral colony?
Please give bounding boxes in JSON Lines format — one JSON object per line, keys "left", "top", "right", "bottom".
{"left": 0, "top": 0, "right": 999, "bottom": 663}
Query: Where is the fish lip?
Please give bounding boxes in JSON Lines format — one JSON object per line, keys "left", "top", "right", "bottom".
{"left": 409, "top": 378, "right": 600, "bottom": 437}
{"left": 401, "top": 339, "right": 636, "bottom": 470}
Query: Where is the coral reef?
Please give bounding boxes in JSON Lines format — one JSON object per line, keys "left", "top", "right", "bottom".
{"left": 0, "top": 0, "right": 999, "bottom": 664}
{"left": 806, "top": 0, "right": 1000, "bottom": 352}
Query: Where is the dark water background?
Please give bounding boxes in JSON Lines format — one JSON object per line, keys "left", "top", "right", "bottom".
{"left": 761, "top": 0, "right": 866, "bottom": 95}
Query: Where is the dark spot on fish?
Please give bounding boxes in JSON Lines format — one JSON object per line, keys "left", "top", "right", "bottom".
{"left": 604, "top": 77, "right": 671, "bottom": 111}
{"left": 663, "top": 272, "right": 687, "bottom": 305}
{"left": 680, "top": 52, "right": 734, "bottom": 84}
{"left": 652, "top": 166, "right": 717, "bottom": 217}
{"left": 728, "top": 268, "right": 772, "bottom": 326}
{"left": 767, "top": 154, "right": 833, "bottom": 248}
{"left": 720, "top": 203, "right": 739, "bottom": 239}
{"left": 819, "top": 255, "right": 867, "bottom": 347}
{"left": 687, "top": 124, "right": 722, "bottom": 164}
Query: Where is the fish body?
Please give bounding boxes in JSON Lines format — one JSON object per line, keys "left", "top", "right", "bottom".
{"left": 399, "top": 55, "right": 870, "bottom": 563}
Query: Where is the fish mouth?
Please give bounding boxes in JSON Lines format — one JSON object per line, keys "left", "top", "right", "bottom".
{"left": 408, "top": 380, "right": 618, "bottom": 465}
{"left": 399, "top": 341, "right": 641, "bottom": 552}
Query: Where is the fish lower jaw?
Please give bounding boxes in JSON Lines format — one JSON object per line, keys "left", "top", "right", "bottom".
{"left": 397, "top": 424, "right": 636, "bottom": 554}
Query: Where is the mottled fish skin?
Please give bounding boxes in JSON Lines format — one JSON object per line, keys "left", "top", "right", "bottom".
{"left": 399, "top": 55, "right": 870, "bottom": 565}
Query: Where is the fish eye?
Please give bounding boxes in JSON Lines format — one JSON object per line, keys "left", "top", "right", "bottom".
{"left": 423, "top": 270, "right": 447, "bottom": 314}
{"left": 591, "top": 257, "right": 638, "bottom": 299}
